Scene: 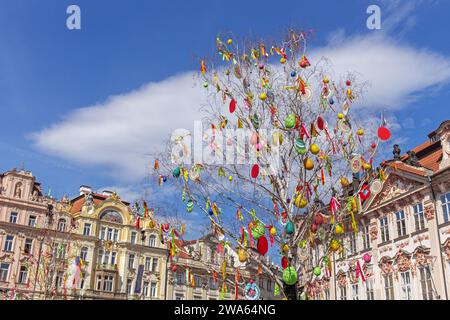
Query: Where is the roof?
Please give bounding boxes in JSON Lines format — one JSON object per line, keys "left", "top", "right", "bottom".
{"left": 69, "top": 192, "right": 130, "bottom": 214}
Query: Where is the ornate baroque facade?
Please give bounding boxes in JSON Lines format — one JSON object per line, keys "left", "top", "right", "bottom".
{"left": 301, "top": 120, "right": 450, "bottom": 300}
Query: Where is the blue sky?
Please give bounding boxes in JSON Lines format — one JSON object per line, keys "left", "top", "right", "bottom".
{"left": 0, "top": 0, "right": 450, "bottom": 237}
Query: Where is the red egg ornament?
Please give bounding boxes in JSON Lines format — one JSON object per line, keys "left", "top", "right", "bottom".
{"left": 310, "top": 223, "right": 318, "bottom": 233}
{"left": 229, "top": 99, "right": 236, "bottom": 113}
{"left": 257, "top": 235, "right": 268, "bottom": 255}
{"left": 281, "top": 256, "right": 289, "bottom": 269}
{"left": 377, "top": 126, "right": 391, "bottom": 141}
{"left": 317, "top": 117, "right": 325, "bottom": 131}
{"left": 172, "top": 265, "right": 178, "bottom": 272}
{"left": 251, "top": 164, "right": 260, "bottom": 179}
{"left": 314, "top": 214, "right": 323, "bottom": 225}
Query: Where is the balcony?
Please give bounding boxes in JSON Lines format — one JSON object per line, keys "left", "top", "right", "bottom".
{"left": 96, "top": 263, "right": 118, "bottom": 272}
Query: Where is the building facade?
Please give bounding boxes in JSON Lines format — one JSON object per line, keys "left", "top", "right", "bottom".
{"left": 301, "top": 120, "right": 450, "bottom": 300}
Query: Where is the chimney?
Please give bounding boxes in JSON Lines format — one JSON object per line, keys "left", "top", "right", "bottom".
{"left": 79, "top": 185, "right": 92, "bottom": 195}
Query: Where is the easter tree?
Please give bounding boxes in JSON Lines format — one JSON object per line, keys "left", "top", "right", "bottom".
{"left": 154, "top": 30, "right": 390, "bottom": 300}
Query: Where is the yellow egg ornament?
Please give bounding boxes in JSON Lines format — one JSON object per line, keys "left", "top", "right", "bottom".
{"left": 294, "top": 195, "right": 307, "bottom": 208}
{"left": 330, "top": 239, "right": 340, "bottom": 251}
{"left": 228, "top": 175, "right": 233, "bottom": 181}
{"left": 280, "top": 57, "right": 286, "bottom": 64}
{"left": 357, "top": 128, "right": 364, "bottom": 136}
{"left": 259, "top": 92, "right": 267, "bottom": 101}
{"left": 340, "top": 177, "right": 350, "bottom": 187}
{"left": 363, "top": 163, "right": 372, "bottom": 170}
{"left": 309, "top": 144, "right": 320, "bottom": 155}
{"left": 270, "top": 227, "right": 277, "bottom": 236}
{"left": 227, "top": 39, "right": 233, "bottom": 45}
{"left": 335, "top": 224, "right": 344, "bottom": 235}
{"left": 283, "top": 244, "right": 289, "bottom": 253}
{"left": 238, "top": 248, "right": 248, "bottom": 263}
{"left": 337, "top": 113, "right": 344, "bottom": 119}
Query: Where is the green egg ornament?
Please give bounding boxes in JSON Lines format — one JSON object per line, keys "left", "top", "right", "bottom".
{"left": 313, "top": 267, "right": 321, "bottom": 276}
{"left": 203, "top": 82, "right": 209, "bottom": 88}
{"left": 282, "top": 266, "right": 298, "bottom": 285}
{"left": 251, "top": 223, "right": 265, "bottom": 240}
{"left": 286, "top": 221, "right": 295, "bottom": 235}
{"left": 294, "top": 138, "right": 307, "bottom": 155}
{"left": 186, "top": 200, "right": 194, "bottom": 212}
{"left": 172, "top": 167, "right": 181, "bottom": 178}
{"left": 285, "top": 114, "right": 296, "bottom": 129}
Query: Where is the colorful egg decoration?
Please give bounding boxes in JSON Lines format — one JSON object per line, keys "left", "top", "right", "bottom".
{"left": 244, "top": 281, "right": 260, "bottom": 300}
{"left": 229, "top": 99, "right": 236, "bottom": 113}
{"left": 257, "top": 235, "right": 269, "bottom": 255}
{"left": 309, "top": 144, "right": 320, "bottom": 155}
{"left": 172, "top": 167, "right": 181, "bottom": 178}
{"left": 304, "top": 158, "right": 314, "bottom": 170}
{"left": 313, "top": 267, "right": 321, "bottom": 277}
{"left": 238, "top": 248, "right": 248, "bottom": 263}
{"left": 282, "top": 266, "right": 298, "bottom": 285}
{"left": 186, "top": 200, "right": 194, "bottom": 212}
{"left": 251, "top": 223, "right": 265, "bottom": 240}
{"left": 363, "top": 253, "right": 372, "bottom": 263}
{"left": 294, "top": 195, "right": 307, "bottom": 208}
{"left": 285, "top": 221, "right": 295, "bottom": 235}
{"left": 285, "top": 114, "right": 296, "bottom": 129}
{"left": 330, "top": 239, "right": 340, "bottom": 251}
{"left": 281, "top": 256, "right": 289, "bottom": 269}
{"left": 295, "top": 138, "right": 307, "bottom": 154}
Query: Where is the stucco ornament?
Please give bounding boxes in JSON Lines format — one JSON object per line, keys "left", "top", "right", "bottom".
{"left": 424, "top": 205, "right": 435, "bottom": 220}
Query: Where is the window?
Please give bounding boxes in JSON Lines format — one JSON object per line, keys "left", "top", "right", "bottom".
{"left": 419, "top": 266, "right": 433, "bottom": 300}
{"left": 145, "top": 257, "right": 151, "bottom": 271}
{"left": 194, "top": 275, "right": 202, "bottom": 287}
{"left": 267, "top": 279, "right": 272, "bottom": 292}
{"left": 80, "top": 247, "right": 88, "bottom": 262}
{"left": 111, "top": 252, "right": 117, "bottom": 265}
{"left": 413, "top": 203, "right": 425, "bottom": 231}
{"left": 83, "top": 223, "right": 91, "bottom": 236}
{"left": 100, "top": 227, "right": 106, "bottom": 240}
{"left": 103, "top": 275, "right": 113, "bottom": 292}
{"left": 175, "top": 293, "right": 184, "bottom": 300}
{"left": 150, "top": 282, "right": 157, "bottom": 298}
{"left": 57, "top": 219, "right": 66, "bottom": 232}
{"left": 400, "top": 271, "right": 412, "bottom": 300}
{"left": 209, "top": 277, "right": 217, "bottom": 290}
{"left": 4, "top": 235, "right": 14, "bottom": 252}
{"left": 177, "top": 272, "right": 185, "bottom": 285}
{"left": 57, "top": 244, "right": 66, "bottom": 259}
{"left": 365, "top": 279, "right": 374, "bottom": 300}
{"left": 384, "top": 274, "right": 394, "bottom": 300}
{"left": 152, "top": 258, "right": 158, "bottom": 272}
{"left": 128, "top": 254, "right": 135, "bottom": 269}
{"left": 98, "top": 249, "right": 104, "bottom": 266}
{"left": 126, "top": 279, "right": 133, "bottom": 295}
{"left": 56, "top": 271, "right": 64, "bottom": 288}
{"left": 441, "top": 192, "right": 450, "bottom": 223}
{"left": 113, "top": 230, "right": 119, "bottom": 242}
{"left": 259, "top": 277, "right": 264, "bottom": 289}
{"left": 339, "top": 286, "right": 347, "bottom": 300}
{"left": 104, "top": 251, "right": 110, "bottom": 265}
{"left": 18, "top": 266, "right": 28, "bottom": 284}
{"left": 0, "top": 263, "right": 10, "bottom": 282}
{"left": 148, "top": 235, "right": 156, "bottom": 247}
{"left": 24, "top": 239, "right": 33, "bottom": 254}
{"left": 131, "top": 231, "right": 137, "bottom": 245}
{"left": 315, "top": 293, "right": 321, "bottom": 300}
{"left": 362, "top": 225, "right": 370, "bottom": 250}
{"left": 107, "top": 228, "right": 113, "bottom": 241}
{"left": 28, "top": 215, "right": 36, "bottom": 227}
{"left": 9, "top": 212, "right": 18, "bottom": 224}
{"left": 396, "top": 211, "right": 407, "bottom": 237}
{"left": 194, "top": 295, "right": 202, "bottom": 300}
{"left": 380, "top": 216, "right": 390, "bottom": 242}
{"left": 96, "top": 275, "right": 102, "bottom": 290}
{"left": 352, "top": 284, "right": 359, "bottom": 300}
{"left": 349, "top": 233, "right": 357, "bottom": 255}
{"left": 143, "top": 281, "right": 149, "bottom": 297}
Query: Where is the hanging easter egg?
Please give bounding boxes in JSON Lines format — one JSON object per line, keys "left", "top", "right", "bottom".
{"left": 172, "top": 167, "right": 181, "bottom": 178}
{"left": 310, "top": 223, "right": 318, "bottom": 233}
{"left": 314, "top": 214, "right": 323, "bottom": 225}
{"left": 250, "top": 132, "right": 259, "bottom": 145}
{"left": 330, "top": 239, "right": 340, "bottom": 251}
{"left": 208, "top": 208, "right": 214, "bottom": 216}
{"left": 286, "top": 221, "right": 295, "bottom": 235}
{"left": 363, "top": 162, "right": 372, "bottom": 170}
{"left": 257, "top": 235, "right": 269, "bottom": 255}
{"left": 378, "top": 126, "right": 391, "bottom": 141}
{"left": 285, "top": 114, "right": 296, "bottom": 129}
{"left": 304, "top": 158, "right": 314, "bottom": 170}
{"left": 238, "top": 248, "right": 248, "bottom": 263}
{"left": 251, "top": 164, "right": 259, "bottom": 179}
{"left": 280, "top": 57, "right": 286, "bottom": 64}
{"left": 340, "top": 177, "right": 350, "bottom": 187}
{"left": 335, "top": 224, "right": 344, "bottom": 235}
{"left": 227, "top": 38, "right": 233, "bottom": 45}
{"left": 147, "top": 220, "right": 155, "bottom": 229}
{"left": 172, "top": 265, "right": 178, "bottom": 272}
{"left": 317, "top": 117, "right": 325, "bottom": 130}
{"left": 346, "top": 80, "right": 351, "bottom": 86}
{"left": 350, "top": 155, "right": 362, "bottom": 173}
{"left": 229, "top": 99, "right": 236, "bottom": 113}
{"left": 357, "top": 128, "right": 364, "bottom": 136}
{"left": 282, "top": 266, "right": 298, "bottom": 285}
{"left": 251, "top": 223, "right": 265, "bottom": 240}
{"left": 337, "top": 113, "right": 344, "bottom": 119}
{"left": 251, "top": 114, "right": 260, "bottom": 129}
{"left": 259, "top": 92, "right": 267, "bottom": 101}
{"left": 328, "top": 97, "right": 334, "bottom": 105}
{"left": 323, "top": 77, "right": 330, "bottom": 84}
{"left": 228, "top": 175, "right": 233, "bottom": 182}
{"left": 283, "top": 244, "right": 289, "bottom": 253}
{"left": 363, "top": 253, "right": 372, "bottom": 263}
{"left": 313, "top": 267, "right": 321, "bottom": 277}
{"left": 294, "top": 138, "right": 307, "bottom": 155}
{"left": 291, "top": 71, "right": 297, "bottom": 77}
{"left": 244, "top": 281, "right": 260, "bottom": 300}
{"left": 186, "top": 200, "right": 194, "bottom": 212}
{"left": 309, "top": 144, "right": 320, "bottom": 155}
{"left": 272, "top": 132, "right": 283, "bottom": 145}
{"left": 162, "top": 176, "right": 168, "bottom": 182}
{"left": 281, "top": 256, "right": 289, "bottom": 269}
{"left": 270, "top": 227, "right": 277, "bottom": 236}
{"left": 294, "top": 195, "right": 307, "bottom": 208}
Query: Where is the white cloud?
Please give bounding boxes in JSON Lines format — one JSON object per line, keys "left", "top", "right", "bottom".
{"left": 30, "top": 73, "right": 204, "bottom": 182}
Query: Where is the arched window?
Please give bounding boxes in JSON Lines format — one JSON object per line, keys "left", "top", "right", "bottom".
{"left": 148, "top": 235, "right": 156, "bottom": 247}
{"left": 99, "top": 210, "right": 123, "bottom": 224}
{"left": 80, "top": 247, "right": 88, "bottom": 262}
{"left": 57, "top": 218, "right": 66, "bottom": 232}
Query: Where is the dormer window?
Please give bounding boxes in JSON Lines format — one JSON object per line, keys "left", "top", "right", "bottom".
{"left": 57, "top": 218, "right": 66, "bottom": 232}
